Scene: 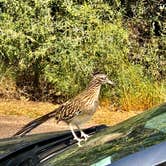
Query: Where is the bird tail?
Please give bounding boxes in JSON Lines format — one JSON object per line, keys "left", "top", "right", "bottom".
{"left": 13, "top": 107, "right": 60, "bottom": 137}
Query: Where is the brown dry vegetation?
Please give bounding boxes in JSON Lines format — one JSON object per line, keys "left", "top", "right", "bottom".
{"left": 0, "top": 99, "right": 143, "bottom": 126}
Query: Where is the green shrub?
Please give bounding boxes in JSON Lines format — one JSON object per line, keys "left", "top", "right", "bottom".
{"left": 0, "top": 0, "right": 54, "bottom": 99}
{"left": 44, "top": 1, "right": 129, "bottom": 98}
{"left": 0, "top": 0, "right": 165, "bottom": 111}
{"left": 118, "top": 64, "right": 166, "bottom": 111}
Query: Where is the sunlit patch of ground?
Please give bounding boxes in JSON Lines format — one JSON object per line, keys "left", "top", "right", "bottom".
{"left": 0, "top": 99, "right": 143, "bottom": 126}
{"left": 0, "top": 99, "right": 56, "bottom": 118}
{"left": 92, "top": 107, "right": 143, "bottom": 126}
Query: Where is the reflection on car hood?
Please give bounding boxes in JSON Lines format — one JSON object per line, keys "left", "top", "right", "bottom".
{"left": 0, "top": 130, "right": 69, "bottom": 159}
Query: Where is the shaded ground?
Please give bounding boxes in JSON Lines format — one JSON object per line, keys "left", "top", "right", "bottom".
{"left": 0, "top": 115, "right": 94, "bottom": 138}
{"left": 0, "top": 100, "right": 143, "bottom": 139}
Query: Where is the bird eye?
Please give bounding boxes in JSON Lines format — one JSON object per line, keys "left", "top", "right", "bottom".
{"left": 103, "top": 76, "right": 107, "bottom": 80}
{"left": 100, "top": 76, "right": 107, "bottom": 81}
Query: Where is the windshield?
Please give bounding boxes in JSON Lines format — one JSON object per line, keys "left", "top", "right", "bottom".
{"left": 45, "top": 103, "right": 166, "bottom": 166}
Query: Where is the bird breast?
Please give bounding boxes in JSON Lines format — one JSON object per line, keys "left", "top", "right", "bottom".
{"left": 71, "top": 100, "right": 99, "bottom": 125}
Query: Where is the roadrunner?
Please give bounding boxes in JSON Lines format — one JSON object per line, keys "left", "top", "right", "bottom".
{"left": 13, "top": 74, "right": 114, "bottom": 146}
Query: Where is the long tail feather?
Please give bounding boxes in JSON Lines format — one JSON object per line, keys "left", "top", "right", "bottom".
{"left": 13, "top": 108, "right": 59, "bottom": 137}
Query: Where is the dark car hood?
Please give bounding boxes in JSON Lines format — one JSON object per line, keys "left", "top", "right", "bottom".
{"left": 45, "top": 103, "right": 166, "bottom": 166}
{"left": 0, "top": 103, "right": 166, "bottom": 166}
{"left": 0, "top": 131, "right": 68, "bottom": 159}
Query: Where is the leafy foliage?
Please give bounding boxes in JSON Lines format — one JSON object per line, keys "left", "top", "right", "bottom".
{"left": 45, "top": 1, "right": 129, "bottom": 98}
{"left": 0, "top": 0, "right": 165, "bottom": 110}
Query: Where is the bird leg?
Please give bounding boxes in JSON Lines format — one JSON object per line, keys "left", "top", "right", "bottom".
{"left": 81, "top": 131, "right": 90, "bottom": 141}
{"left": 75, "top": 124, "right": 90, "bottom": 141}
{"left": 69, "top": 123, "right": 84, "bottom": 147}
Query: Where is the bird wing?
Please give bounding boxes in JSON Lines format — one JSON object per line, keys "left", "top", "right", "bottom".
{"left": 57, "top": 101, "right": 82, "bottom": 122}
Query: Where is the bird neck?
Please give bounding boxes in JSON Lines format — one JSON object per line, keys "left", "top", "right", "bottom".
{"left": 73, "top": 79, "right": 102, "bottom": 104}
{"left": 88, "top": 79, "right": 101, "bottom": 88}
{"left": 86, "top": 81, "right": 102, "bottom": 101}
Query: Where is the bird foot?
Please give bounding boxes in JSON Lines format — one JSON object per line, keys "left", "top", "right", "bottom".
{"left": 73, "top": 137, "right": 84, "bottom": 147}
{"left": 81, "top": 132, "right": 90, "bottom": 141}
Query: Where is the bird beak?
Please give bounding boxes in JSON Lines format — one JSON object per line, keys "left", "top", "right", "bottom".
{"left": 107, "top": 79, "right": 115, "bottom": 85}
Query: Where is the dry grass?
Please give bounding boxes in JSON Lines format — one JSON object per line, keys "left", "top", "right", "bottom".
{"left": 0, "top": 99, "right": 143, "bottom": 126}
{"left": 0, "top": 99, "right": 56, "bottom": 118}
{"left": 0, "top": 77, "right": 17, "bottom": 99}
{"left": 92, "top": 107, "right": 141, "bottom": 126}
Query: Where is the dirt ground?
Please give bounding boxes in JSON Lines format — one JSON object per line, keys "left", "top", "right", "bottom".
{"left": 0, "top": 100, "right": 143, "bottom": 139}
{"left": 0, "top": 115, "right": 95, "bottom": 139}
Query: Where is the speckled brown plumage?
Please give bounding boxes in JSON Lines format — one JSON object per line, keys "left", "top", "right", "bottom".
{"left": 13, "top": 74, "right": 114, "bottom": 146}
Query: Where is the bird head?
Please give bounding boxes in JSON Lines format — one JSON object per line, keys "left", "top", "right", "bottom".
{"left": 93, "top": 74, "right": 114, "bottom": 86}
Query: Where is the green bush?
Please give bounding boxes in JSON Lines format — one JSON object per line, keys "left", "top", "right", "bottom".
{"left": 0, "top": 0, "right": 165, "bottom": 111}
{"left": 0, "top": 0, "right": 54, "bottom": 99}
{"left": 44, "top": 1, "right": 129, "bottom": 98}
{"left": 0, "top": 0, "right": 129, "bottom": 100}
